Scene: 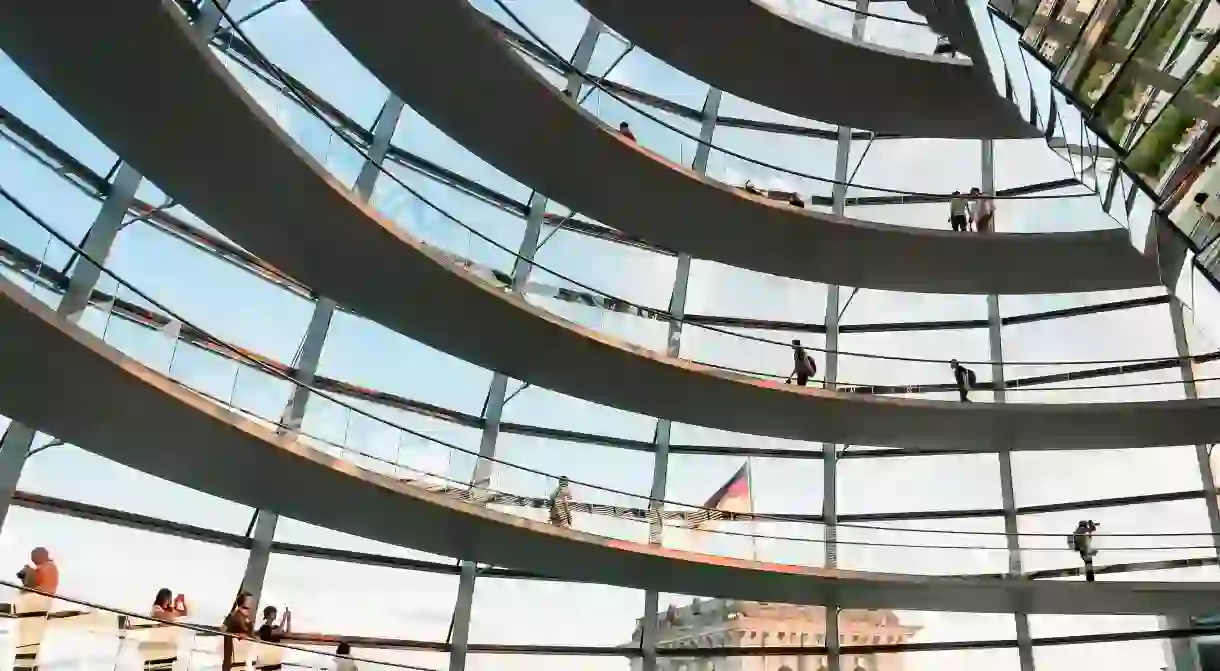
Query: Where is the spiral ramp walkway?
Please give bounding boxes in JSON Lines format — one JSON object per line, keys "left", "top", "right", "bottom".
{"left": 3, "top": 274, "right": 1220, "bottom": 615}
{"left": 5, "top": 0, "right": 1220, "bottom": 451}
{"left": 571, "top": 0, "right": 1035, "bottom": 139}
{"left": 299, "top": 0, "right": 1161, "bottom": 296}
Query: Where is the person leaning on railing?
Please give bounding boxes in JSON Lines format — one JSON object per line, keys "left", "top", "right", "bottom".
{"left": 256, "top": 605, "right": 292, "bottom": 671}
{"left": 222, "top": 591, "right": 255, "bottom": 671}
{"left": 969, "top": 187, "right": 995, "bottom": 234}
{"left": 16, "top": 547, "right": 57, "bottom": 595}
{"left": 14, "top": 547, "right": 57, "bottom": 671}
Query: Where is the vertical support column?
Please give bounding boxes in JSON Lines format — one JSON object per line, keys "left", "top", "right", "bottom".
{"left": 468, "top": 374, "right": 510, "bottom": 494}
{"left": 511, "top": 192, "right": 549, "bottom": 291}
{"left": 641, "top": 87, "right": 719, "bottom": 671}
{"left": 983, "top": 140, "right": 1034, "bottom": 671}
{"left": 0, "top": 424, "right": 36, "bottom": 533}
{"left": 822, "top": 11, "right": 868, "bottom": 670}
{"left": 820, "top": 122, "right": 849, "bottom": 671}
{"left": 353, "top": 95, "right": 406, "bottom": 199}
{"left": 1163, "top": 613, "right": 1204, "bottom": 671}
{"left": 278, "top": 297, "right": 338, "bottom": 436}
{"left": 565, "top": 17, "right": 604, "bottom": 98}
{"left": 237, "top": 92, "right": 404, "bottom": 606}
{"left": 194, "top": 0, "right": 231, "bottom": 40}
{"left": 239, "top": 510, "right": 278, "bottom": 614}
{"left": 451, "top": 191, "right": 552, "bottom": 671}
{"left": 449, "top": 561, "right": 477, "bottom": 671}
{"left": 467, "top": 191, "right": 548, "bottom": 495}
{"left": 451, "top": 20, "right": 615, "bottom": 665}
{"left": 0, "top": 159, "right": 142, "bottom": 534}
{"left": 1169, "top": 298, "right": 1220, "bottom": 555}
{"left": 59, "top": 162, "right": 142, "bottom": 322}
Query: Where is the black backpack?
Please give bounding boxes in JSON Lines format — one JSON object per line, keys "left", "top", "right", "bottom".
{"left": 966, "top": 368, "right": 977, "bottom": 386}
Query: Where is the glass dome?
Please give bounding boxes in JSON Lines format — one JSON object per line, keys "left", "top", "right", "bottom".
{"left": 2, "top": 0, "right": 1220, "bottom": 670}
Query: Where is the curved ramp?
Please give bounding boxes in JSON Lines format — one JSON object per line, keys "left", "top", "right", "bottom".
{"left": 3, "top": 0, "right": 1217, "bottom": 451}
{"left": 0, "top": 277, "right": 1218, "bottom": 615}
{"left": 573, "top": 0, "right": 1034, "bottom": 139}
{"left": 301, "top": 0, "right": 1153, "bottom": 295}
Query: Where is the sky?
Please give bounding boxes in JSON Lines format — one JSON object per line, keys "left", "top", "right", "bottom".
{"left": 1, "top": 0, "right": 1219, "bottom": 670}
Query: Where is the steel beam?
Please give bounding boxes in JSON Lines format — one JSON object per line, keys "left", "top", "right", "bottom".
{"left": 449, "top": 561, "right": 478, "bottom": 671}
{"left": 237, "top": 89, "right": 405, "bottom": 607}
{"left": 565, "top": 17, "right": 604, "bottom": 98}
{"left": 353, "top": 95, "right": 405, "bottom": 198}
{"left": 641, "top": 87, "right": 719, "bottom": 671}
{"left": 983, "top": 139, "right": 1034, "bottom": 671}
{"left": 1169, "top": 297, "right": 1220, "bottom": 556}
{"left": 0, "top": 160, "right": 142, "bottom": 536}
{"left": 59, "top": 162, "right": 141, "bottom": 322}
{"left": 194, "top": 0, "right": 231, "bottom": 40}
{"left": 821, "top": 12, "right": 861, "bottom": 652}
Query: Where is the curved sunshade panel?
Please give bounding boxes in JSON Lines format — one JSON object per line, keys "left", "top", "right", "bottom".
{"left": 0, "top": 276, "right": 1218, "bottom": 615}
{"left": 301, "top": 0, "right": 1155, "bottom": 295}
{"left": 3, "top": 0, "right": 1217, "bottom": 450}
{"left": 573, "top": 0, "right": 1035, "bottom": 139}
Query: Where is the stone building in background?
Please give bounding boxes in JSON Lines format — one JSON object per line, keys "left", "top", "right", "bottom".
{"left": 629, "top": 599, "right": 920, "bottom": 671}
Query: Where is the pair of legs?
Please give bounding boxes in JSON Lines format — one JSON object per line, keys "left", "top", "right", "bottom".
{"left": 976, "top": 213, "right": 993, "bottom": 234}
{"left": 957, "top": 382, "right": 971, "bottom": 402}
{"left": 1080, "top": 554, "right": 1095, "bottom": 582}
{"left": 795, "top": 371, "right": 810, "bottom": 387}
{"left": 951, "top": 214, "right": 969, "bottom": 232}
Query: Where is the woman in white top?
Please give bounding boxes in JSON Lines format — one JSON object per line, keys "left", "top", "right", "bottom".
{"left": 968, "top": 187, "right": 995, "bottom": 233}
{"left": 142, "top": 589, "right": 189, "bottom": 671}
{"left": 150, "top": 589, "right": 189, "bottom": 621}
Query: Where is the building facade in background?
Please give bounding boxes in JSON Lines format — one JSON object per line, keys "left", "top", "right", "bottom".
{"left": 630, "top": 601, "right": 920, "bottom": 671}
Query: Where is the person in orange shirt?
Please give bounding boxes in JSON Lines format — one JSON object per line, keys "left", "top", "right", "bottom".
{"left": 14, "top": 547, "right": 57, "bottom": 671}
{"left": 17, "top": 547, "right": 57, "bottom": 595}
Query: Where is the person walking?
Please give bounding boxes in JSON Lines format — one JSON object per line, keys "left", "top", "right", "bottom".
{"left": 948, "top": 191, "right": 969, "bottom": 232}
{"left": 618, "top": 122, "right": 636, "bottom": 141}
{"left": 1068, "top": 520, "right": 1099, "bottom": 581}
{"left": 969, "top": 187, "right": 995, "bottom": 233}
{"left": 548, "top": 476, "right": 573, "bottom": 528}
{"left": 950, "top": 359, "right": 976, "bottom": 402}
{"left": 787, "top": 339, "right": 817, "bottom": 387}
{"left": 934, "top": 35, "right": 959, "bottom": 56}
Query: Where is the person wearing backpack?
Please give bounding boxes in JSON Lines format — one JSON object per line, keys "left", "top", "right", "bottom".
{"left": 1067, "top": 520, "right": 1099, "bottom": 581}
{"left": 950, "top": 359, "right": 976, "bottom": 402}
{"left": 787, "top": 339, "right": 818, "bottom": 387}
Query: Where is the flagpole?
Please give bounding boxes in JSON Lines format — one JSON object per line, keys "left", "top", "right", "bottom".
{"left": 747, "top": 458, "right": 758, "bottom": 562}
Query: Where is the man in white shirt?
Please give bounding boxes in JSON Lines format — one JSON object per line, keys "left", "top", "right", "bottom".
{"left": 969, "top": 187, "right": 995, "bottom": 233}
{"left": 948, "top": 191, "right": 968, "bottom": 232}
